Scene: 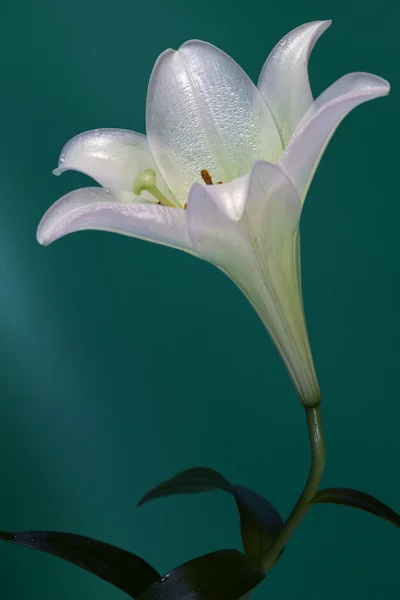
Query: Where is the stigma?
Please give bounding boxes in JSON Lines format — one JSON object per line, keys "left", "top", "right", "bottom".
{"left": 132, "top": 169, "right": 176, "bottom": 207}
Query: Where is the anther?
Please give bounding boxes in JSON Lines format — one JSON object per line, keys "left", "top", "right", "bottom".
{"left": 201, "top": 170, "right": 224, "bottom": 185}
{"left": 200, "top": 169, "right": 213, "bottom": 185}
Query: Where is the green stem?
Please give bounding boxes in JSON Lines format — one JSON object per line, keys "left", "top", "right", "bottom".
{"left": 262, "top": 404, "right": 325, "bottom": 571}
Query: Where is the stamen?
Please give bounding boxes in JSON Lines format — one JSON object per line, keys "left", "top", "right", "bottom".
{"left": 200, "top": 169, "right": 213, "bottom": 185}
{"left": 201, "top": 169, "right": 224, "bottom": 185}
{"left": 132, "top": 169, "right": 176, "bottom": 208}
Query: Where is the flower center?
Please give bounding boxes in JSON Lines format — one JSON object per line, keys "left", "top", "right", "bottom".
{"left": 132, "top": 169, "right": 224, "bottom": 209}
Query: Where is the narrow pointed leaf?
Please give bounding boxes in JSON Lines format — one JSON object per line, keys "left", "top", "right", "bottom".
{"left": 138, "top": 467, "right": 283, "bottom": 567}
{"left": 233, "top": 485, "right": 284, "bottom": 565}
{"left": 138, "top": 468, "right": 232, "bottom": 499}
{"left": 0, "top": 530, "right": 160, "bottom": 597}
{"left": 312, "top": 488, "right": 400, "bottom": 529}
{"left": 137, "top": 549, "right": 265, "bottom": 600}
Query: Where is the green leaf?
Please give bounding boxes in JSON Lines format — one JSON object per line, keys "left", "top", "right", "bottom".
{"left": 138, "top": 467, "right": 284, "bottom": 568}
{"left": 137, "top": 549, "right": 265, "bottom": 600}
{"left": 312, "top": 488, "right": 400, "bottom": 528}
{"left": 0, "top": 530, "right": 159, "bottom": 597}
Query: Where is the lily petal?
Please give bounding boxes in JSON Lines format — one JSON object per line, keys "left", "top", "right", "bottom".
{"left": 37, "top": 187, "right": 193, "bottom": 252}
{"left": 258, "top": 21, "right": 331, "bottom": 146}
{"left": 53, "top": 128, "right": 176, "bottom": 205}
{"left": 147, "top": 40, "right": 282, "bottom": 204}
{"left": 278, "top": 72, "right": 390, "bottom": 203}
{"left": 187, "top": 161, "right": 320, "bottom": 407}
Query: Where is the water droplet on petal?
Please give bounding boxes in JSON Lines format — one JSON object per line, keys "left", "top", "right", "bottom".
{"left": 279, "top": 39, "right": 287, "bottom": 46}
{"left": 94, "top": 129, "right": 100, "bottom": 136}
{"left": 59, "top": 153, "right": 65, "bottom": 164}
{"left": 160, "top": 574, "right": 170, "bottom": 583}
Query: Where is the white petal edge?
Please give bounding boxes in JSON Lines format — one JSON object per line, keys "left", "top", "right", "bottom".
{"left": 37, "top": 187, "right": 194, "bottom": 253}
{"left": 258, "top": 20, "right": 331, "bottom": 146}
{"left": 187, "top": 161, "right": 320, "bottom": 406}
{"left": 278, "top": 72, "right": 390, "bottom": 203}
{"left": 54, "top": 128, "right": 177, "bottom": 205}
{"left": 147, "top": 40, "right": 282, "bottom": 205}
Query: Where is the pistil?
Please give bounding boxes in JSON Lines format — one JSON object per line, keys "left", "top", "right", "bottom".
{"left": 132, "top": 169, "right": 176, "bottom": 207}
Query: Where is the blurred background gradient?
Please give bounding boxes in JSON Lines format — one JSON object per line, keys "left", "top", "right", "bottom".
{"left": 0, "top": 0, "right": 399, "bottom": 598}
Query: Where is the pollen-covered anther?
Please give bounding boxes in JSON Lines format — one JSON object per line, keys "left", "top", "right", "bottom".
{"left": 200, "top": 170, "right": 224, "bottom": 186}
{"left": 200, "top": 169, "right": 214, "bottom": 185}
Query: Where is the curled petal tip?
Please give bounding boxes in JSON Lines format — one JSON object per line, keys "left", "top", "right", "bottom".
{"left": 36, "top": 216, "right": 53, "bottom": 246}
{"left": 310, "top": 19, "right": 332, "bottom": 34}
{"left": 360, "top": 72, "right": 390, "bottom": 95}
{"left": 52, "top": 167, "right": 64, "bottom": 176}
{"left": 382, "top": 79, "right": 391, "bottom": 94}
{"left": 359, "top": 72, "right": 390, "bottom": 94}
{"left": 36, "top": 227, "right": 48, "bottom": 246}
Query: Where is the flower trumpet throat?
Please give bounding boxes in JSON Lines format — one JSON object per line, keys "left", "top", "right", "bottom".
{"left": 37, "top": 20, "right": 390, "bottom": 407}
{"left": 132, "top": 168, "right": 223, "bottom": 209}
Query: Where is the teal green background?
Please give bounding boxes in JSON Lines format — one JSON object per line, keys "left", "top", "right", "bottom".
{"left": 0, "top": 0, "right": 398, "bottom": 598}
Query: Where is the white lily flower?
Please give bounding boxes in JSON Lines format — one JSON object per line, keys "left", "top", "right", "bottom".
{"left": 37, "top": 21, "right": 389, "bottom": 407}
